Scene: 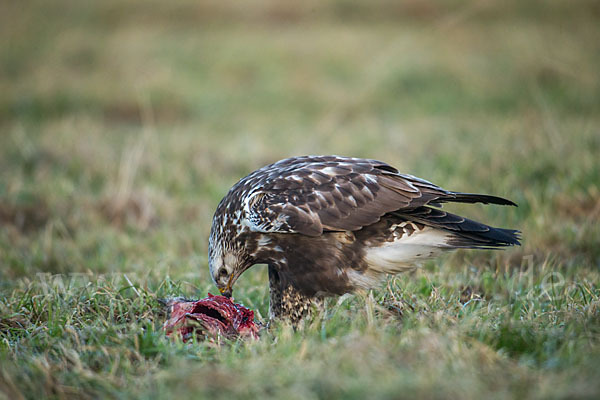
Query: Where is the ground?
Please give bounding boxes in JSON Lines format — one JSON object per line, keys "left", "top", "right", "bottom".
{"left": 1, "top": 0, "right": 599, "bottom": 398}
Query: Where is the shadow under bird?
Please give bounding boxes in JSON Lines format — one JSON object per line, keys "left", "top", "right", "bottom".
{"left": 208, "top": 155, "right": 520, "bottom": 324}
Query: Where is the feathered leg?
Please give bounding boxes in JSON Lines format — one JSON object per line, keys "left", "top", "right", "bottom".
{"left": 268, "top": 265, "right": 319, "bottom": 327}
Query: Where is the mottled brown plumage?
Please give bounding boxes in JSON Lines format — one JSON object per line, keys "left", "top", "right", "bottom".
{"left": 208, "top": 155, "right": 520, "bottom": 324}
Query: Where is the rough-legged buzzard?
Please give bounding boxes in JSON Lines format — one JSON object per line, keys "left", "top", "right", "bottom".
{"left": 209, "top": 156, "right": 520, "bottom": 324}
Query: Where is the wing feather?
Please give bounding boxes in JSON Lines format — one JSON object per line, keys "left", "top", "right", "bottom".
{"left": 241, "top": 156, "right": 514, "bottom": 236}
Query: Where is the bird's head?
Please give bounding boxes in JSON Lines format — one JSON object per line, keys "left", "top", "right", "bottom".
{"left": 208, "top": 181, "right": 264, "bottom": 298}
{"left": 208, "top": 225, "right": 254, "bottom": 298}
{"left": 208, "top": 247, "right": 238, "bottom": 297}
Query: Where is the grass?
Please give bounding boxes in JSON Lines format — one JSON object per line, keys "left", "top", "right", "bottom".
{"left": 1, "top": 0, "right": 599, "bottom": 398}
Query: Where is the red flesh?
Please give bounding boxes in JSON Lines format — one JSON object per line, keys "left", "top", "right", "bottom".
{"left": 163, "top": 293, "right": 259, "bottom": 341}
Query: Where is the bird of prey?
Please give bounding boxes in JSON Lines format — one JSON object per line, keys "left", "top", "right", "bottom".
{"left": 209, "top": 155, "right": 520, "bottom": 324}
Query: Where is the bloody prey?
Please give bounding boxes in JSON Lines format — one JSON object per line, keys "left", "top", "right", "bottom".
{"left": 163, "top": 294, "right": 260, "bottom": 341}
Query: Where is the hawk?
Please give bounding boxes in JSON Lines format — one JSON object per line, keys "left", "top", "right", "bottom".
{"left": 208, "top": 155, "right": 520, "bottom": 324}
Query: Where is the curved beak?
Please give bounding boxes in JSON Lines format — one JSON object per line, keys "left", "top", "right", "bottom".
{"left": 218, "top": 273, "right": 235, "bottom": 298}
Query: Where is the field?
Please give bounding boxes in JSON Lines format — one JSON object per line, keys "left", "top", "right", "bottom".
{"left": 1, "top": 0, "right": 599, "bottom": 398}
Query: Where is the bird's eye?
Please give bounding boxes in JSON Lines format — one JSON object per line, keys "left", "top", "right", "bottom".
{"left": 219, "top": 268, "right": 228, "bottom": 277}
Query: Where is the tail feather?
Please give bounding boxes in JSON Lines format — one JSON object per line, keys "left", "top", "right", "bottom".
{"left": 446, "top": 227, "right": 521, "bottom": 249}
{"left": 395, "top": 206, "right": 521, "bottom": 249}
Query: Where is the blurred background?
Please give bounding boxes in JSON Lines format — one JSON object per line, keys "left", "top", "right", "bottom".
{"left": 0, "top": 0, "right": 600, "bottom": 287}
{"left": 1, "top": 0, "right": 599, "bottom": 296}
{"left": 1, "top": 1, "right": 600, "bottom": 398}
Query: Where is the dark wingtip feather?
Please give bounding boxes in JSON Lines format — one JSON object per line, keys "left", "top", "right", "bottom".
{"left": 444, "top": 192, "right": 518, "bottom": 207}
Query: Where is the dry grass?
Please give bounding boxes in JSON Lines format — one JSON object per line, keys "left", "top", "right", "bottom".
{"left": 1, "top": 0, "right": 599, "bottom": 398}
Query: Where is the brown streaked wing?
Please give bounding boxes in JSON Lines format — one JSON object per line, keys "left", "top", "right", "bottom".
{"left": 244, "top": 156, "right": 452, "bottom": 236}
